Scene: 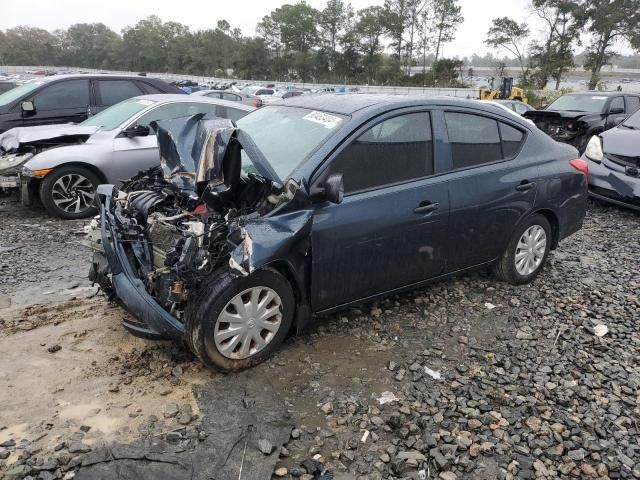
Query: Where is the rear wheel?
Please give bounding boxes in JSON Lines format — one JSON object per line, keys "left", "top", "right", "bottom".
{"left": 185, "top": 269, "right": 294, "bottom": 372}
{"left": 493, "top": 214, "right": 551, "bottom": 285}
{"left": 39, "top": 165, "right": 101, "bottom": 219}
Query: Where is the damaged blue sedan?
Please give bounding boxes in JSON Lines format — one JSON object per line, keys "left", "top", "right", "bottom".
{"left": 86, "top": 95, "right": 588, "bottom": 371}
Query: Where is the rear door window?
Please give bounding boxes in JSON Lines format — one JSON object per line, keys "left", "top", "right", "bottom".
{"left": 97, "top": 80, "right": 144, "bottom": 107}
{"left": 139, "top": 82, "right": 166, "bottom": 94}
{"left": 445, "top": 112, "right": 526, "bottom": 168}
{"left": 327, "top": 112, "right": 434, "bottom": 194}
{"left": 500, "top": 123, "right": 525, "bottom": 158}
{"left": 445, "top": 112, "right": 502, "bottom": 168}
{"left": 216, "top": 105, "right": 249, "bottom": 122}
{"left": 34, "top": 80, "right": 90, "bottom": 110}
{"left": 136, "top": 102, "right": 218, "bottom": 131}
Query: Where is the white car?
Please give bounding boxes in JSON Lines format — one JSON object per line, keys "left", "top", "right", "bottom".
{"left": 0, "top": 95, "right": 253, "bottom": 219}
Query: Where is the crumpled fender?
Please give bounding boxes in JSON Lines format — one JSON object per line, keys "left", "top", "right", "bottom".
{"left": 229, "top": 209, "right": 314, "bottom": 276}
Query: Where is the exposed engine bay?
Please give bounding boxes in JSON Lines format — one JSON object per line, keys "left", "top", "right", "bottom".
{"left": 86, "top": 116, "right": 312, "bottom": 331}
{"left": 95, "top": 165, "right": 296, "bottom": 318}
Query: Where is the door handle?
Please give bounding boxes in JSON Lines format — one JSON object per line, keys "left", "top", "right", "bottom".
{"left": 515, "top": 181, "right": 535, "bottom": 192}
{"left": 413, "top": 202, "right": 439, "bottom": 214}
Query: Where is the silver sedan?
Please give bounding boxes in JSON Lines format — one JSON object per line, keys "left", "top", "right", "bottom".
{"left": 19, "top": 94, "right": 254, "bottom": 219}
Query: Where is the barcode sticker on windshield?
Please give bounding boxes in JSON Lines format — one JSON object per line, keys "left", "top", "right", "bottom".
{"left": 303, "top": 111, "right": 342, "bottom": 129}
{"left": 591, "top": 96, "right": 607, "bottom": 100}
{"left": 136, "top": 100, "right": 154, "bottom": 106}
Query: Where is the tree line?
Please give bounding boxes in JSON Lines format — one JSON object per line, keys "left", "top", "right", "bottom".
{"left": 486, "top": 0, "right": 640, "bottom": 90}
{"left": 0, "top": 0, "right": 638, "bottom": 89}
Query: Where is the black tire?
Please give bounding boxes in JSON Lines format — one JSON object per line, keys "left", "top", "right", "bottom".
{"left": 185, "top": 268, "right": 295, "bottom": 372}
{"left": 39, "top": 165, "right": 101, "bottom": 219}
{"left": 493, "top": 214, "right": 552, "bottom": 285}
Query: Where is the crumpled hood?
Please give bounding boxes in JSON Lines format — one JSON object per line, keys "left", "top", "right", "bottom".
{"left": 0, "top": 124, "right": 100, "bottom": 153}
{"left": 154, "top": 114, "right": 279, "bottom": 193}
{"left": 524, "top": 110, "right": 593, "bottom": 122}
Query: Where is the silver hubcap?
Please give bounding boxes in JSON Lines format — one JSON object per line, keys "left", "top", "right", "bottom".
{"left": 214, "top": 287, "right": 283, "bottom": 360}
{"left": 51, "top": 173, "right": 95, "bottom": 213}
{"left": 515, "top": 225, "right": 547, "bottom": 276}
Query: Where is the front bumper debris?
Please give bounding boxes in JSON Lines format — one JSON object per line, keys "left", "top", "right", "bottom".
{"left": 0, "top": 175, "right": 18, "bottom": 189}
{"left": 587, "top": 156, "right": 640, "bottom": 211}
{"left": 92, "top": 184, "right": 185, "bottom": 341}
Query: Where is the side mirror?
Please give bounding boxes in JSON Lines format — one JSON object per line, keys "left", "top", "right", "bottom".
{"left": 21, "top": 101, "right": 35, "bottom": 114}
{"left": 122, "top": 124, "right": 150, "bottom": 138}
{"left": 324, "top": 173, "right": 344, "bottom": 204}
{"left": 609, "top": 107, "right": 624, "bottom": 115}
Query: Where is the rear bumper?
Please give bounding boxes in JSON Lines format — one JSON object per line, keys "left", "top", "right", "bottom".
{"left": 91, "top": 185, "right": 185, "bottom": 341}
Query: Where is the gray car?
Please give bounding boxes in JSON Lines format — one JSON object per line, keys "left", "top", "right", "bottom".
{"left": 10, "top": 95, "right": 253, "bottom": 219}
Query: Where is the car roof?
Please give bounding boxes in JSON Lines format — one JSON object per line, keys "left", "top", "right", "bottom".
{"left": 132, "top": 94, "right": 254, "bottom": 111}
{"left": 280, "top": 93, "right": 529, "bottom": 118}
{"left": 29, "top": 73, "right": 165, "bottom": 83}
{"left": 563, "top": 91, "right": 624, "bottom": 96}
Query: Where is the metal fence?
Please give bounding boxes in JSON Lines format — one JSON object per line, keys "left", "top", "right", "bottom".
{"left": 2, "top": 65, "right": 479, "bottom": 98}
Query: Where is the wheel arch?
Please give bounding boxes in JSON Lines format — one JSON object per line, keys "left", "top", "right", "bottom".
{"left": 47, "top": 162, "right": 108, "bottom": 184}
{"left": 532, "top": 208, "right": 560, "bottom": 250}
{"left": 261, "top": 258, "right": 311, "bottom": 334}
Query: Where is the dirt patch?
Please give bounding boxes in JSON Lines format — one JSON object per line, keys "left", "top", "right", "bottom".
{"left": 0, "top": 298, "right": 206, "bottom": 466}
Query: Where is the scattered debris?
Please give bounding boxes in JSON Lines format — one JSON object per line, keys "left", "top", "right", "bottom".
{"left": 424, "top": 366, "right": 442, "bottom": 380}
{"left": 377, "top": 391, "right": 399, "bottom": 405}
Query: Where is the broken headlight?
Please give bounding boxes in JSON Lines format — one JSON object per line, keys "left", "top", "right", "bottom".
{"left": 0, "top": 152, "right": 34, "bottom": 176}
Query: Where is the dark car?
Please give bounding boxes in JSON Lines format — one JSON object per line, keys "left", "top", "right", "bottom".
{"left": 0, "top": 74, "right": 184, "bottom": 134}
{"left": 86, "top": 95, "right": 588, "bottom": 371}
{"left": 582, "top": 108, "right": 640, "bottom": 210}
{"left": 524, "top": 91, "right": 640, "bottom": 154}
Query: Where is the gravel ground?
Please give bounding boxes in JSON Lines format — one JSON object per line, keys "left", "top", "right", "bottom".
{"left": 0, "top": 195, "right": 638, "bottom": 480}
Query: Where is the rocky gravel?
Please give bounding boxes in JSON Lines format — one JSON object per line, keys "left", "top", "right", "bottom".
{"left": 0, "top": 196, "right": 638, "bottom": 479}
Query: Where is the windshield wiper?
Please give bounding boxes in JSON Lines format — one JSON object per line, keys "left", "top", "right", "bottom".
{"left": 619, "top": 124, "right": 636, "bottom": 130}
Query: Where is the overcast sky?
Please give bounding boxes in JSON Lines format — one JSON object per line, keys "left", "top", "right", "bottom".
{"left": 0, "top": 0, "right": 624, "bottom": 58}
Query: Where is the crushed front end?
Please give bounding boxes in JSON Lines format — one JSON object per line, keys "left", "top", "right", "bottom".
{"left": 85, "top": 116, "right": 308, "bottom": 340}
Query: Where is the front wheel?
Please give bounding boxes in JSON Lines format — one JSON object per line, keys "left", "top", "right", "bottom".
{"left": 185, "top": 269, "right": 295, "bottom": 372}
{"left": 493, "top": 214, "right": 551, "bottom": 285}
{"left": 39, "top": 166, "right": 101, "bottom": 219}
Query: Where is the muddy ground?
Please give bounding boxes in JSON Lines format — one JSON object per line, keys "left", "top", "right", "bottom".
{"left": 0, "top": 195, "right": 638, "bottom": 480}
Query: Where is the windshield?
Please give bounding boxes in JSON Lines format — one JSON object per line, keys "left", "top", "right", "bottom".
{"left": 81, "top": 98, "right": 156, "bottom": 131}
{"left": 621, "top": 109, "right": 640, "bottom": 129}
{"left": 0, "top": 80, "right": 43, "bottom": 107}
{"left": 547, "top": 95, "right": 608, "bottom": 113}
{"left": 236, "top": 106, "right": 345, "bottom": 180}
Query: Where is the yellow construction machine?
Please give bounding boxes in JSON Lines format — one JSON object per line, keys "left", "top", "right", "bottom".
{"left": 479, "top": 77, "right": 528, "bottom": 103}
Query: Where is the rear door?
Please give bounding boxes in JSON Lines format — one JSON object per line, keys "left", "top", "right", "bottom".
{"left": 311, "top": 110, "right": 450, "bottom": 311}
{"left": 441, "top": 109, "right": 538, "bottom": 271}
{"left": 24, "top": 79, "right": 91, "bottom": 126}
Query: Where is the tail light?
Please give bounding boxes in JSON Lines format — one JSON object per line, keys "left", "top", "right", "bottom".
{"left": 569, "top": 158, "right": 589, "bottom": 177}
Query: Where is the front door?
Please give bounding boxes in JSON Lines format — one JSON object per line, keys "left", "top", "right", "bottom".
{"left": 23, "top": 79, "right": 91, "bottom": 126}
{"left": 441, "top": 110, "right": 538, "bottom": 271}
{"left": 310, "top": 111, "right": 449, "bottom": 311}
